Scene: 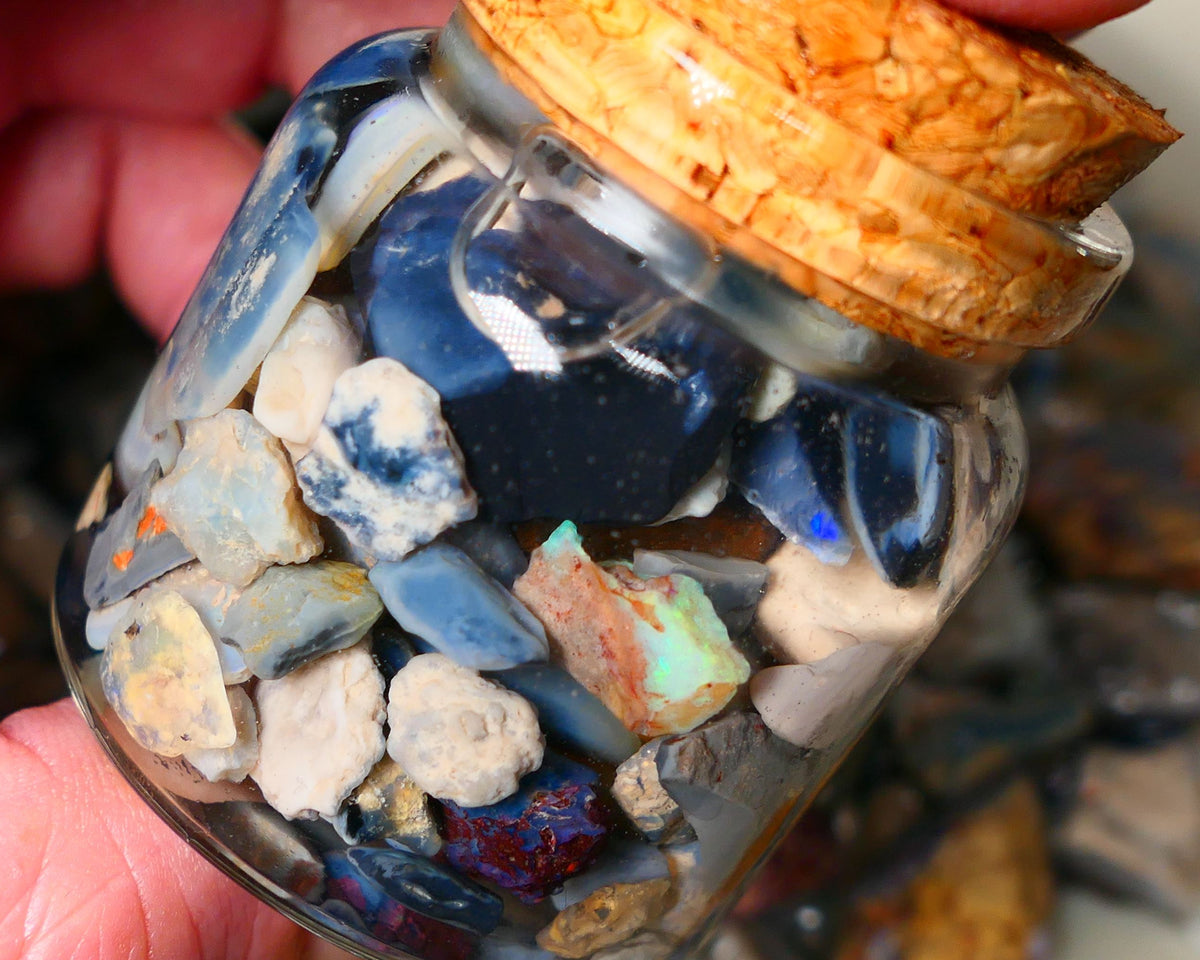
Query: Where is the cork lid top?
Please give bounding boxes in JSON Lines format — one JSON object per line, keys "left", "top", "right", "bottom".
{"left": 459, "top": 0, "right": 1179, "bottom": 358}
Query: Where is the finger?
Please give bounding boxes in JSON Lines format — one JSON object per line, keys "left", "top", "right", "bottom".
{"left": 2, "top": 0, "right": 275, "bottom": 121}
{"left": 0, "top": 111, "right": 259, "bottom": 342}
{"left": 940, "top": 0, "right": 1152, "bottom": 31}
{"left": 0, "top": 699, "right": 352, "bottom": 960}
{"left": 1, "top": 0, "right": 459, "bottom": 126}
{"left": 272, "top": 0, "right": 459, "bottom": 93}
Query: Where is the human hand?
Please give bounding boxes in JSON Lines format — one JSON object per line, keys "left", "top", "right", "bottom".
{"left": 0, "top": 0, "right": 1158, "bottom": 958}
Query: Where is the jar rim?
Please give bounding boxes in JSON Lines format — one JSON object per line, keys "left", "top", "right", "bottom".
{"left": 447, "top": 2, "right": 1133, "bottom": 360}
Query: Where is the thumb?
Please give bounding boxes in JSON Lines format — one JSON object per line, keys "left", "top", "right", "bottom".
{"left": 0, "top": 699, "right": 349, "bottom": 960}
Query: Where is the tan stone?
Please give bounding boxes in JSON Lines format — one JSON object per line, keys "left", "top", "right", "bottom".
{"left": 537, "top": 878, "right": 673, "bottom": 958}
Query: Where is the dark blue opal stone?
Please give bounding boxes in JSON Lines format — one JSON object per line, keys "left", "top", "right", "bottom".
{"left": 370, "top": 620, "right": 416, "bottom": 683}
{"left": 354, "top": 176, "right": 759, "bottom": 524}
{"left": 732, "top": 388, "right": 853, "bottom": 567}
{"left": 487, "top": 662, "right": 641, "bottom": 764}
{"left": 369, "top": 543, "right": 548, "bottom": 671}
{"left": 345, "top": 845, "right": 503, "bottom": 935}
{"left": 441, "top": 753, "right": 611, "bottom": 903}
{"left": 324, "top": 851, "right": 477, "bottom": 960}
{"left": 83, "top": 463, "right": 192, "bottom": 609}
{"left": 844, "top": 401, "right": 953, "bottom": 588}
{"left": 734, "top": 379, "right": 955, "bottom": 587}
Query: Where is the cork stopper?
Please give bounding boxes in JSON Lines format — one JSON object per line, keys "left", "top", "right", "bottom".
{"left": 458, "top": 0, "right": 1180, "bottom": 358}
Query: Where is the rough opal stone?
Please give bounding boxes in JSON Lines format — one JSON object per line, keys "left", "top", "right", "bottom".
{"left": 537, "top": 878, "right": 673, "bottom": 959}
{"left": 442, "top": 753, "right": 611, "bottom": 903}
{"left": 631, "top": 549, "right": 768, "bottom": 637}
{"left": 354, "top": 174, "right": 758, "bottom": 524}
{"left": 333, "top": 756, "right": 441, "bottom": 855}
{"left": 143, "top": 75, "right": 345, "bottom": 430}
{"left": 611, "top": 739, "right": 697, "bottom": 845}
{"left": 550, "top": 837, "right": 672, "bottom": 910}
{"left": 252, "top": 297, "right": 360, "bottom": 457}
{"left": 296, "top": 358, "right": 477, "bottom": 561}
{"left": 514, "top": 521, "right": 751, "bottom": 737}
{"left": 345, "top": 845, "right": 503, "bottom": 935}
{"left": 183, "top": 684, "right": 260, "bottom": 783}
{"left": 486, "top": 662, "right": 641, "bottom": 765}
{"left": 732, "top": 388, "right": 853, "bottom": 567}
{"left": 152, "top": 409, "right": 323, "bottom": 587}
{"left": 844, "top": 401, "right": 953, "bottom": 587}
{"left": 135, "top": 562, "right": 250, "bottom": 683}
{"left": 656, "top": 713, "right": 807, "bottom": 881}
{"left": 749, "top": 643, "right": 897, "bottom": 749}
{"left": 84, "top": 463, "right": 193, "bottom": 609}
{"left": 370, "top": 544, "right": 548, "bottom": 671}
{"left": 386, "top": 654, "right": 544, "bottom": 807}
{"left": 252, "top": 642, "right": 386, "bottom": 820}
{"left": 101, "top": 589, "right": 235, "bottom": 758}
{"left": 222, "top": 560, "right": 383, "bottom": 680}
{"left": 325, "top": 850, "right": 477, "bottom": 960}
{"left": 114, "top": 378, "right": 181, "bottom": 493}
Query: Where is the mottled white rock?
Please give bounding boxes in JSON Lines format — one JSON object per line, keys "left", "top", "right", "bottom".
{"left": 750, "top": 643, "right": 897, "bottom": 749}
{"left": 252, "top": 297, "right": 360, "bottom": 458}
{"left": 387, "top": 653, "right": 544, "bottom": 807}
{"left": 252, "top": 642, "right": 386, "bottom": 819}
{"left": 756, "top": 541, "right": 941, "bottom": 663}
{"left": 152, "top": 409, "right": 322, "bottom": 586}
{"left": 100, "top": 590, "right": 235, "bottom": 757}
{"left": 184, "top": 684, "right": 260, "bottom": 782}
{"left": 296, "top": 358, "right": 477, "bottom": 561}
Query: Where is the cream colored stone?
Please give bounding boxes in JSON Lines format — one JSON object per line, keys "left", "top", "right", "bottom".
{"left": 387, "top": 654, "right": 544, "bottom": 807}
{"left": 252, "top": 643, "right": 385, "bottom": 819}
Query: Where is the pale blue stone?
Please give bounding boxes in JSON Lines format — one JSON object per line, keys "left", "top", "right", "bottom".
{"left": 346, "top": 844, "right": 503, "bottom": 935}
{"left": 84, "top": 463, "right": 192, "bottom": 609}
{"left": 144, "top": 93, "right": 338, "bottom": 430}
{"left": 222, "top": 561, "right": 383, "bottom": 679}
{"left": 489, "top": 663, "right": 641, "bottom": 764}
{"left": 631, "top": 549, "right": 768, "bottom": 636}
{"left": 370, "top": 544, "right": 547, "bottom": 671}
{"left": 550, "top": 838, "right": 671, "bottom": 910}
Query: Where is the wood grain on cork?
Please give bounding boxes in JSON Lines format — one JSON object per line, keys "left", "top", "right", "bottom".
{"left": 459, "top": 0, "right": 1178, "bottom": 357}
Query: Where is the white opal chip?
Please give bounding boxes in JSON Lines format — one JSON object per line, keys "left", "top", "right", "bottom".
{"left": 252, "top": 642, "right": 386, "bottom": 820}
{"left": 152, "top": 409, "right": 323, "bottom": 587}
{"left": 252, "top": 297, "right": 360, "bottom": 458}
{"left": 387, "top": 653, "right": 544, "bottom": 807}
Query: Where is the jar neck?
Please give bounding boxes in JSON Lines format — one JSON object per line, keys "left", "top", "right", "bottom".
{"left": 422, "top": 7, "right": 1019, "bottom": 405}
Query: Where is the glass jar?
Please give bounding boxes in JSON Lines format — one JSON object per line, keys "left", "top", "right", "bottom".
{"left": 55, "top": 4, "right": 1139, "bottom": 960}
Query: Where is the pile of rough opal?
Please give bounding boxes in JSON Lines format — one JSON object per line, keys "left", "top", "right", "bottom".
{"left": 76, "top": 37, "right": 956, "bottom": 960}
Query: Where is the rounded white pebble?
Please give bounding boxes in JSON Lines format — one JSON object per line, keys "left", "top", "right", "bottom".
{"left": 387, "top": 653, "right": 544, "bottom": 807}
{"left": 252, "top": 642, "right": 385, "bottom": 819}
